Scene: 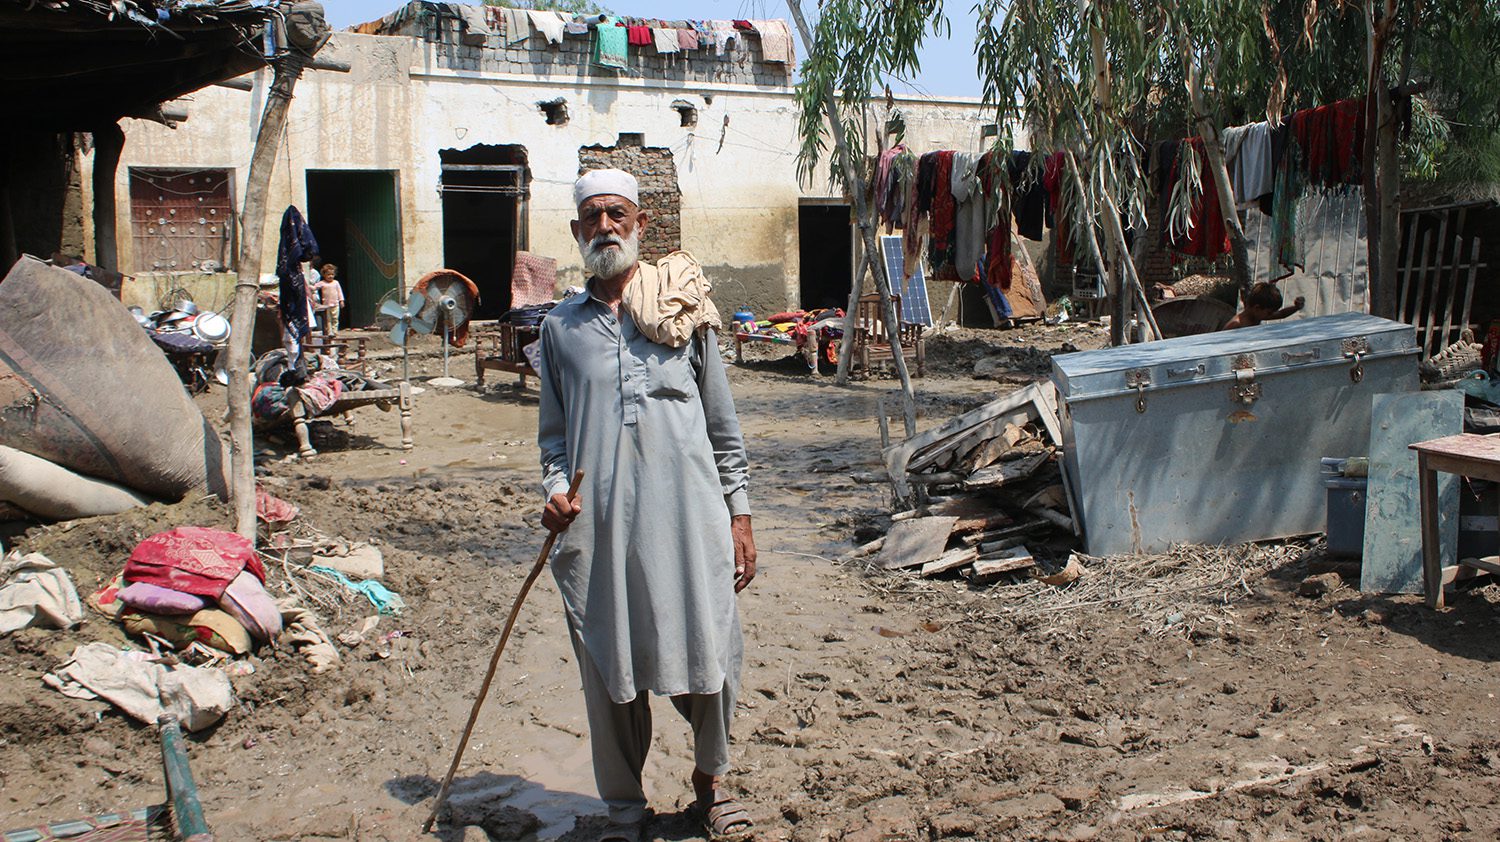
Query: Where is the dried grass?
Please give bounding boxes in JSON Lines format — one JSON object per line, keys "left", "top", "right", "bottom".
{"left": 852, "top": 541, "right": 1311, "bottom": 638}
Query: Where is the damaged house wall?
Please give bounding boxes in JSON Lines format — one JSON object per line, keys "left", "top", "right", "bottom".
{"left": 115, "top": 16, "right": 991, "bottom": 320}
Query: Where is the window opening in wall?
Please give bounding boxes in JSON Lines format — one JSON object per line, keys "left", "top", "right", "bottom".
{"left": 671, "top": 100, "right": 698, "bottom": 128}
{"left": 538, "top": 98, "right": 569, "bottom": 126}
{"left": 617, "top": 132, "right": 645, "bottom": 148}
{"left": 439, "top": 143, "right": 529, "bottom": 320}
{"left": 798, "top": 200, "right": 854, "bottom": 310}
{"left": 128, "top": 167, "right": 234, "bottom": 273}
{"left": 305, "top": 170, "right": 403, "bottom": 329}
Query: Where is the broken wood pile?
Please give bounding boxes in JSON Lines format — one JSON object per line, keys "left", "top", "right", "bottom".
{"left": 849, "top": 383, "right": 1082, "bottom": 586}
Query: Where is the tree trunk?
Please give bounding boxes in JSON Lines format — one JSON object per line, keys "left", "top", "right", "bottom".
{"left": 228, "top": 55, "right": 307, "bottom": 541}
{"left": 835, "top": 239, "right": 865, "bottom": 383}
{"left": 1184, "top": 62, "right": 1254, "bottom": 299}
{"left": 91, "top": 122, "right": 123, "bottom": 272}
{"left": 786, "top": 0, "right": 917, "bottom": 435}
{"left": 1362, "top": 1, "right": 1398, "bottom": 319}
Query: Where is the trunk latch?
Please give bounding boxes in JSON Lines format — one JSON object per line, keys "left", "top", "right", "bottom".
{"left": 1125, "top": 368, "right": 1150, "bottom": 413}
{"left": 1230, "top": 367, "right": 1262, "bottom": 405}
{"left": 1342, "top": 336, "right": 1371, "bottom": 383}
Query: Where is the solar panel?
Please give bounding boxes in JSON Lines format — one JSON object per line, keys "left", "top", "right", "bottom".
{"left": 879, "top": 235, "right": 932, "bottom": 326}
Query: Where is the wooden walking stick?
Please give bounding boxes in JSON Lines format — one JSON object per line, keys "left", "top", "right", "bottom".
{"left": 423, "top": 470, "right": 584, "bottom": 834}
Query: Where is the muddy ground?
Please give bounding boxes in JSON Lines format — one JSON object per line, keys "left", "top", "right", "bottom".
{"left": 4, "top": 325, "right": 1500, "bottom": 841}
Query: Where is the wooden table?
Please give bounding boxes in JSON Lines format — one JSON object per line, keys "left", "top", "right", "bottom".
{"left": 1410, "top": 433, "right": 1500, "bottom": 608}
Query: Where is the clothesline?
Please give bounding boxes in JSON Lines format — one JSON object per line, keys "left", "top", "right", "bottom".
{"left": 1159, "top": 96, "right": 1367, "bottom": 276}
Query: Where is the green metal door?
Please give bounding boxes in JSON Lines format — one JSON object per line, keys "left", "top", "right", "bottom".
{"left": 306, "top": 170, "right": 402, "bottom": 328}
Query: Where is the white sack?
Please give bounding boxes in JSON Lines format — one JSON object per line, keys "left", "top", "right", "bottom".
{"left": 0, "top": 445, "right": 152, "bottom": 520}
{"left": 44, "top": 641, "right": 234, "bottom": 732}
{"left": 0, "top": 552, "right": 83, "bottom": 634}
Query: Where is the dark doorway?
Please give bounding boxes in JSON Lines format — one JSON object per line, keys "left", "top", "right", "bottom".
{"left": 305, "top": 170, "right": 401, "bottom": 328}
{"left": 439, "top": 144, "right": 528, "bottom": 320}
{"left": 798, "top": 201, "right": 852, "bottom": 310}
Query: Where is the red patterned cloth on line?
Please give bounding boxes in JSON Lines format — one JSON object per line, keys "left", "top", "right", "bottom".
{"left": 124, "top": 527, "right": 265, "bottom": 599}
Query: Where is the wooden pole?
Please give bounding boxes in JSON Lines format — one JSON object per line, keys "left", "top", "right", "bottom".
{"left": 786, "top": 0, "right": 917, "bottom": 436}
{"left": 424, "top": 471, "right": 584, "bottom": 834}
{"left": 228, "top": 54, "right": 308, "bottom": 541}
{"left": 91, "top": 122, "right": 124, "bottom": 272}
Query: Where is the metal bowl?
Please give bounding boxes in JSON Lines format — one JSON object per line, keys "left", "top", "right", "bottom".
{"left": 191, "top": 312, "right": 231, "bottom": 344}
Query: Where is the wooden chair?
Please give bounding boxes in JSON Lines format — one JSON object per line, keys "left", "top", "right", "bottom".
{"left": 853, "top": 292, "right": 925, "bottom": 377}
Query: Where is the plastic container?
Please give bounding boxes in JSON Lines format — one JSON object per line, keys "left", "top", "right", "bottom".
{"left": 1325, "top": 475, "right": 1368, "bottom": 559}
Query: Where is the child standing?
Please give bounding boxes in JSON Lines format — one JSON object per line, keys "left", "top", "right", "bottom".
{"left": 314, "top": 262, "right": 345, "bottom": 336}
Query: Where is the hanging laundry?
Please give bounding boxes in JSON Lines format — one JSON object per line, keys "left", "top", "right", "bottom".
{"left": 950, "top": 152, "right": 987, "bottom": 282}
{"left": 978, "top": 150, "right": 1013, "bottom": 290}
{"left": 626, "top": 24, "right": 652, "bottom": 46}
{"left": 525, "top": 10, "right": 567, "bottom": 45}
{"left": 276, "top": 206, "right": 318, "bottom": 344}
{"left": 753, "top": 19, "right": 795, "bottom": 64}
{"left": 875, "top": 145, "right": 905, "bottom": 232}
{"left": 592, "top": 17, "right": 628, "bottom": 69}
{"left": 1008, "top": 151, "right": 1045, "bottom": 241}
{"left": 564, "top": 19, "right": 590, "bottom": 36}
{"left": 1165, "top": 137, "right": 1232, "bottom": 261}
{"left": 652, "top": 27, "right": 680, "bottom": 53}
{"left": 1269, "top": 138, "right": 1305, "bottom": 277}
{"left": 711, "top": 20, "right": 741, "bottom": 52}
{"left": 499, "top": 6, "right": 529, "bottom": 44}
{"left": 1224, "top": 122, "right": 1274, "bottom": 204}
{"left": 901, "top": 160, "right": 924, "bottom": 282}
{"left": 456, "top": 4, "right": 493, "bottom": 44}
{"left": 1042, "top": 152, "right": 1073, "bottom": 265}
{"left": 1291, "top": 98, "right": 1364, "bottom": 188}
{"left": 926, "top": 152, "right": 959, "bottom": 278}
{"left": 676, "top": 27, "right": 699, "bottom": 50}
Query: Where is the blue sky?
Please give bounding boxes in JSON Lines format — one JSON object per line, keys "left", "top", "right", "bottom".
{"left": 320, "top": 0, "right": 984, "bottom": 99}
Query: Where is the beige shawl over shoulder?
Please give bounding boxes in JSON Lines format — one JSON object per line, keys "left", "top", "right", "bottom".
{"left": 621, "top": 250, "right": 722, "bottom": 348}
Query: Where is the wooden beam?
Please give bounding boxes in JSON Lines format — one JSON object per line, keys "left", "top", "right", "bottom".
{"left": 91, "top": 121, "right": 123, "bottom": 272}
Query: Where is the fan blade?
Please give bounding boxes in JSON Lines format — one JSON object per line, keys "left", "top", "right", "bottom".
{"left": 412, "top": 316, "right": 438, "bottom": 335}
{"left": 388, "top": 322, "right": 408, "bottom": 346}
{"left": 380, "top": 299, "right": 409, "bottom": 319}
{"left": 405, "top": 291, "right": 427, "bottom": 315}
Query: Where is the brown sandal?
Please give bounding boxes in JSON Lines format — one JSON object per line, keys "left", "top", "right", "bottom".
{"left": 698, "top": 796, "right": 753, "bottom": 840}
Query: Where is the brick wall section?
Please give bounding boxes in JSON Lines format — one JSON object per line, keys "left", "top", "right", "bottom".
{"left": 578, "top": 142, "right": 681, "bottom": 262}
{"left": 390, "top": 7, "right": 792, "bottom": 88}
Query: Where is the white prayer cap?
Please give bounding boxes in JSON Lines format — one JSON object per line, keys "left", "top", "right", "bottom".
{"left": 573, "top": 168, "right": 639, "bottom": 207}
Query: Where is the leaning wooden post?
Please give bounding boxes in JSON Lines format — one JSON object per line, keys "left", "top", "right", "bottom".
{"left": 227, "top": 53, "right": 308, "bottom": 541}
{"left": 91, "top": 121, "right": 124, "bottom": 272}
{"left": 785, "top": 0, "right": 917, "bottom": 434}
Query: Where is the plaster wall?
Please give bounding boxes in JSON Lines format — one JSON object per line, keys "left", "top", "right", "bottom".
{"left": 116, "top": 30, "right": 993, "bottom": 317}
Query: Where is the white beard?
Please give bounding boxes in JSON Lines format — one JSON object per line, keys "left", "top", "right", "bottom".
{"left": 579, "top": 229, "right": 640, "bottom": 280}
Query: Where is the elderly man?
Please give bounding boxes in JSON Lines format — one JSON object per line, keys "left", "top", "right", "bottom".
{"left": 537, "top": 169, "right": 756, "bottom": 842}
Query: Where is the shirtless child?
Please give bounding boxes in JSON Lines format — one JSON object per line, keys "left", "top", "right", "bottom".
{"left": 1222, "top": 282, "right": 1305, "bottom": 330}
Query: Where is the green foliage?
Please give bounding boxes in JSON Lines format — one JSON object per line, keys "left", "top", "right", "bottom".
{"left": 793, "top": 0, "right": 948, "bottom": 189}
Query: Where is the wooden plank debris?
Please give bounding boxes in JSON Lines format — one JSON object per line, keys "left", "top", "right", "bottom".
{"left": 919, "top": 547, "right": 980, "bottom": 577}
{"left": 872, "top": 516, "right": 958, "bottom": 570}
{"left": 963, "top": 451, "right": 1051, "bottom": 490}
{"left": 883, "top": 382, "right": 1062, "bottom": 500}
{"left": 970, "top": 547, "right": 1036, "bottom": 582}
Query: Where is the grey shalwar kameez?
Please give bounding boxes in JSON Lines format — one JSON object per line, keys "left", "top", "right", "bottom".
{"left": 537, "top": 286, "right": 749, "bottom": 824}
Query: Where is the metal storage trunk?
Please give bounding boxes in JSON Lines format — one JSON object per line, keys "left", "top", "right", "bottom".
{"left": 1051, "top": 313, "right": 1419, "bottom": 556}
